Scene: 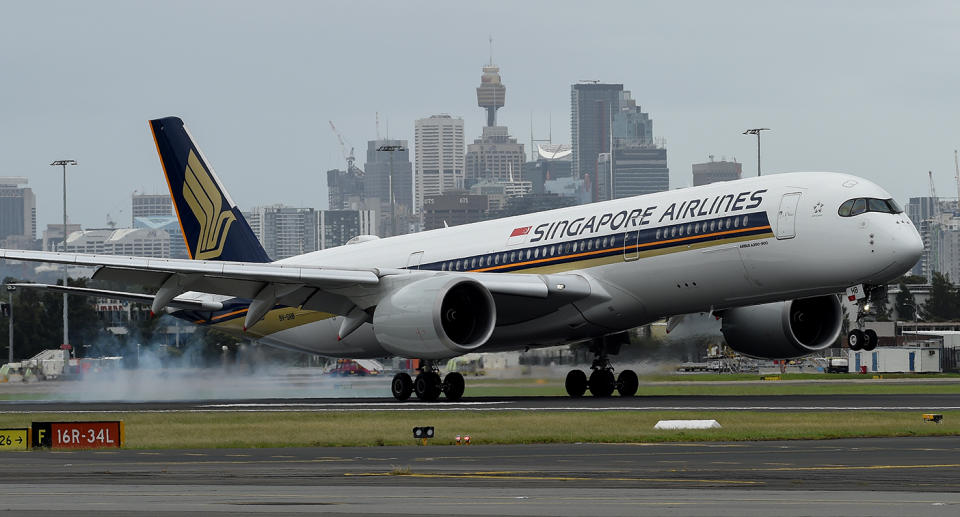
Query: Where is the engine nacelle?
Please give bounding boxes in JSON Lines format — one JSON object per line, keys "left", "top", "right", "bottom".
{"left": 373, "top": 276, "right": 496, "bottom": 359}
{"left": 720, "top": 295, "right": 842, "bottom": 359}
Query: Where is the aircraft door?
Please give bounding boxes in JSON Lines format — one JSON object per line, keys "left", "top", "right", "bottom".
{"left": 623, "top": 230, "right": 639, "bottom": 261}
{"left": 776, "top": 193, "right": 802, "bottom": 239}
{"left": 406, "top": 251, "right": 424, "bottom": 270}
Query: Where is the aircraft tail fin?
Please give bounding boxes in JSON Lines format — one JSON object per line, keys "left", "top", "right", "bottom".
{"left": 149, "top": 117, "right": 271, "bottom": 263}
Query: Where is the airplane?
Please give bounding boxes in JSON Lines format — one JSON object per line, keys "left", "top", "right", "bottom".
{"left": 0, "top": 117, "right": 923, "bottom": 402}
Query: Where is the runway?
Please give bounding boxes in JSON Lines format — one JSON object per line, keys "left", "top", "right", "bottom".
{"left": 3, "top": 393, "right": 960, "bottom": 413}
{"left": 1, "top": 437, "right": 959, "bottom": 515}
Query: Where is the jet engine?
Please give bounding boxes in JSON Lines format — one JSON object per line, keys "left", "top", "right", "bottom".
{"left": 372, "top": 276, "right": 496, "bottom": 359}
{"left": 720, "top": 295, "right": 842, "bottom": 359}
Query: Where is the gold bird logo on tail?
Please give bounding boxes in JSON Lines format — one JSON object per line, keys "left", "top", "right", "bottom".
{"left": 182, "top": 150, "right": 236, "bottom": 260}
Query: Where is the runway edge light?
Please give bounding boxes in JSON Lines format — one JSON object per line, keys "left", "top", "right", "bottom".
{"left": 922, "top": 414, "right": 943, "bottom": 424}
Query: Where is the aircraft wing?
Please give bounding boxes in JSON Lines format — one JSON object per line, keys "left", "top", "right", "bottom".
{"left": 1, "top": 249, "right": 590, "bottom": 330}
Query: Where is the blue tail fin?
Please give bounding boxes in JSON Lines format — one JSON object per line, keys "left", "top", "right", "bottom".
{"left": 149, "top": 117, "right": 271, "bottom": 263}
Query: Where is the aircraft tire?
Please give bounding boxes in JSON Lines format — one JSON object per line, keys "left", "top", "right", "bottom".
{"left": 589, "top": 369, "right": 616, "bottom": 398}
{"left": 565, "top": 369, "right": 588, "bottom": 397}
{"left": 848, "top": 329, "right": 865, "bottom": 351}
{"left": 414, "top": 372, "right": 442, "bottom": 402}
{"left": 443, "top": 372, "right": 465, "bottom": 402}
{"left": 391, "top": 372, "right": 413, "bottom": 401}
{"left": 617, "top": 369, "right": 639, "bottom": 397}
{"left": 863, "top": 329, "right": 878, "bottom": 351}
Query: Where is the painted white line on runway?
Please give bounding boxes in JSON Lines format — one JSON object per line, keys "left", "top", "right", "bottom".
{"left": 3, "top": 405, "right": 960, "bottom": 414}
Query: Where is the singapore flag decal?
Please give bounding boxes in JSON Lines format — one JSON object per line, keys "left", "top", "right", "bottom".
{"left": 507, "top": 226, "right": 532, "bottom": 246}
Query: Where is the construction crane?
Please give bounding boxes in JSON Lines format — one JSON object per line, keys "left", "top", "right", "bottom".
{"left": 328, "top": 121, "right": 363, "bottom": 176}
{"left": 954, "top": 149, "right": 960, "bottom": 213}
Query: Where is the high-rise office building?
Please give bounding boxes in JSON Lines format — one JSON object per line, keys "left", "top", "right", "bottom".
{"left": 244, "top": 205, "right": 318, "bottom": 260}
{"left": 906, "top": 196, "right": 942, "bottom": 277}
{"left": 131, "top": 193, "right": 172, "bottom": 223}
{"left": 692, "top": 157, "right": 742, "bottom": 186}
{"left": 0, "top": 177, "right": 37, "bottom": 244}
{"left": 414, "top": 115, "right": 464, "bottom": 215}
{"left": 422, "top": 192, "right": 487, "bottom": 231}
{"left": 364, "top": 139, "right": 413, "bottom": 237}
{"left": 318, "top": 209, "right": 377, "bottom": 249}
{"left": 571, "top": 84, "right": 668, "bottom": 201}
{"left": 570, "top": 83, "right": 622, "bottom": 183}
{"left": 326, "top": 168, "right": 364, "bottom": 211}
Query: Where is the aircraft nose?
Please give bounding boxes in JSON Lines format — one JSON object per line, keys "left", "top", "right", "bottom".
{"left": 896, "top": 221, "right": 924, "bottom": 270}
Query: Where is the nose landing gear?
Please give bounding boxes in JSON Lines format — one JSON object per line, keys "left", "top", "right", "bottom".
{"left": 564, "top": 335, "right": 638, "bottom": 398}
{"left": 848, "top": 285, "right": 882, "bottom": 351}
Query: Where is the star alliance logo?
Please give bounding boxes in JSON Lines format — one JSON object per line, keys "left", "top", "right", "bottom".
{"left": 182, "top": 150, "right": 236, "bottom": 260}
{"left": 813, "top": 201, "right": 824, "bottom": 215}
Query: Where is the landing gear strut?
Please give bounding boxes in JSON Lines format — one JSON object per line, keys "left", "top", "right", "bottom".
{"left": 391, "top": 361, "right": 465, "bottom": 402}
{"left": 564, "top": 335, "right": 638, "bottom": 398}
{"left": 848, "top": 285, "right": 881, "bottom": 351}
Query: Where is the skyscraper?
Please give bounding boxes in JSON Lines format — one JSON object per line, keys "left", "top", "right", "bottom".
{"left": 414, "top": 115, "right": 464, "bottom": 215}
{"left": 570, "top": 83, "right": 622, "bottom": 183}
{"left": 692, "top": 157, "right": 742, "bottom": 186}
{"left": 364, "top": 139, "right": 413, "bottom": 236}
{"left": 0, "top": 177, "right": 37, "bottom": 245}
{"left": 131, "top": 193, "right": 172, "bottom": 223}
{"left": 571, "top": 84, "right": 668, "bottom": 201}
{"left": 243, "top": 205, "right": 318, "bottom": 260}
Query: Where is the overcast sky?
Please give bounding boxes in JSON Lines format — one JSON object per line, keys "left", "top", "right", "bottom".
{"left": 2, "top": 0, "right": 958, "bottom": 231}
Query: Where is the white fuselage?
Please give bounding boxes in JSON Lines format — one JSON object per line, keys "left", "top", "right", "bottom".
{"left": 200, "top": 172, "right": 922, "bottom": 359}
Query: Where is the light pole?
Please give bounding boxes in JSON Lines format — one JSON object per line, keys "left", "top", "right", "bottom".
{"left": 50, "top": 159, "right": 77, "bottom": 357}
{"left": 742, "top": 128, "right": 770, "bottom": 176}
{"left": 5, "top": 285, "right": 14, "bottom": 364}
{"left": 377, "top": 144, "right": 406, "bottom": 237}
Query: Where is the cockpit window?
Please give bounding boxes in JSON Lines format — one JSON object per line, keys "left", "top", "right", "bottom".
{"left": 838, "top": 199, "right": 854, "bottom": 216}
{"left": 839, "top": 197, "right": 903, "bottom": 217}
{"left": 851, "top": 198, "right": 867, "bottom": 216}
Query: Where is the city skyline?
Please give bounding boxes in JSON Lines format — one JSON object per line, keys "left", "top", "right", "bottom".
{"left": 2, "top": 1, "right": 958, "bottom": 232}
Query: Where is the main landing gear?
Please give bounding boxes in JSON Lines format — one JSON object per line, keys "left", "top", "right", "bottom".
{"left": 564, "top": 335, "right": 638, "bottom": 398}
{"left": 391, "top": 361, "right": 465, "bottom": 402}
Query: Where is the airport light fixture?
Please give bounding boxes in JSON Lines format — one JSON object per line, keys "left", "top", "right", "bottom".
{"left": 742, "top": 128, "right": 770, "bottom": 176}
{"left": 50, "top": 159, "right": 77, "bottom": 357}
{"left": 377, "top": 144, "right": 407, "bottom": 237}
{"left": 5, "top": 285, "right": 14, "bottom": 364}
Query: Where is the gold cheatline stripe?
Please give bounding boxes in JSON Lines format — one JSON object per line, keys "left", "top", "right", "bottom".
{"left": 473, "top": 224, "right": 772, "bottom": 273}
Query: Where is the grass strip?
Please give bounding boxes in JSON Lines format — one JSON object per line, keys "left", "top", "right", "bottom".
{"left": 0, "top": 410, "right": 957, "bottom": 449}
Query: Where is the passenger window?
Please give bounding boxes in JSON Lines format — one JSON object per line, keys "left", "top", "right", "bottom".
{"left": 656, "top": 229, "right": 661, "bottom": 240}
{"left": 526, "top": 249, "right": 532, "bottom": 260}
{"left": 733, "top": 217, "right": 739, "bottom": 228}
{"left": 694, "top": 223, "right": 700, "bottom": 234}
{"left": 595, "top": 238, "right": 601, "bottom": 249}
{"left": 455, "top": 260, "right": 462, "bottom": 270}
{"left": 602, "top": 237, "right": 609, "bottom": 247}
{"left": 534, "top": 248, "right": 540, "bottom": 258}
{"left": 710, "top": 220, "right": 716, "bottom": 232}
{"left": 471, "top": 258, "right": 477, "bottom": 269}
{"left": 742, "top": 215, "right": 749, "bottom": 227}
{"left": 678, "top": 225, "right": 684, "bottom": 236}
{"left": 549, "top": 245, "right": 555, "bottom": 256}
{"left": 851, "top": 198, "right": 867, "bottom": 216}
{"left": 670, "top": 227, "right": 677, "bottom": 238}
{"left": 487, "top": 256, "right": 493, "bottom": 266}
{"left": 838, "top": 199, "right": 855, "bottom": 216}
{"left": 510, "top": 251, "right": 516, "bottom": 262}
{"left": 687, "top": 224, "right": 693, "bottom": 235}
{"left": 441, "top": 263, "right": 447, "bottom": 271}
